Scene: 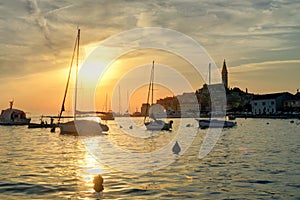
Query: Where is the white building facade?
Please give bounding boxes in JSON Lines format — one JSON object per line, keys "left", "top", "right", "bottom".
{"left": 252, "top": 99, "right": 276, "bottom": 115}
{"left": 251, "top": 92, "right": 294, "bottom": 115}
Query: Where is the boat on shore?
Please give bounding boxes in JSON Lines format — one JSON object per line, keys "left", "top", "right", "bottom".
{"left": 196, "top": 119, "right": 236, "bottom": 129}
{"left": 0, "top": 101, "right": 31, "bottom": 126}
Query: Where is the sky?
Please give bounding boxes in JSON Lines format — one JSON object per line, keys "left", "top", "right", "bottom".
{"left": 0, "top": 0, "right": 300, "bottom": 116}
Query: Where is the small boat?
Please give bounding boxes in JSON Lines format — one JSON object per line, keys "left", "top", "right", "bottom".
{"left": 100, "top": 94, "right": 114, "bottom": 120}
{"left": 28, "top": 123, "right": 55, "bottom": 129}
{"left": 143, "top": 61, "right": 173, "bottom": 131}
{"left": 0, "top": 101, "right": 31, "bottom": 125}
{"left": 55, "top": 29, "right": 109, "bottom": 135}
{"left": 228, "top": 115, "right": 236, "bottom": 120}
{"left": 145, "top": 119, "right": 173, "bottom": 131}
{"left": 100, "top": 111, "right": 114, "bottom": 121}
{"left": 28, "top": 116, "right": 56, "bottom": 128}
{"left": 196, "top": 119, "right": 236, "bottom": 129}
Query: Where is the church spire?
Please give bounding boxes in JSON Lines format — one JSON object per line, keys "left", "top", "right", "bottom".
{"left": 222, "top": 59, "right": 228, "bottom": 89}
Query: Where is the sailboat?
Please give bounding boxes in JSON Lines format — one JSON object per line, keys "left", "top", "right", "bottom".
{"left": 100, "top": 93, "right": 114, "bottom": 120}
{"left": 144, "top": 61, "right": 173, "bottom": 131}
{"left": 57, "top": 29, "right": 109, "bottom": 135}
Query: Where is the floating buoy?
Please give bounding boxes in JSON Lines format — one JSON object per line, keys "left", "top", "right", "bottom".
{"left": 93, "top": 174, "right": 104, "bottom": 192}
{"left": 172, "top": 141, "right": 181, "bottom": 155}
{"left": 290, "top": 120, "right": 294, "bottom": 123}
{"left": 129, "top": 125, "right": 133, "bottom": 129}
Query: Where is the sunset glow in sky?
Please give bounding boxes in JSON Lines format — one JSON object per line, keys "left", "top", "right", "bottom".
{"left": 1, "top": 0, "right": 300, "bottom": 115}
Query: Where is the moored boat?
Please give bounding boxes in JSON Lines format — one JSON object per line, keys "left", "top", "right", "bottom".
{"left": 28, "top": 123, "right": 55, "bottom": 128}
{"left": 228, "top": 115, "right": 236, "bottom": 120}
{"left": 143, "top": 61, "right": 173, "bottom": 131}
{"left": 145, "top": 119, "right": 173, "bottom": 131}
{"left": 196, "top": 119, "right": 236, "bottom": 129}
{"left": 55, "top": 28, "right": 109, "bottom": 135}
{"left": 59, "top": 120, "right": 108, "bottom": 136}
{"left": 0, "top": 101, "right": 31, "bottom": 125}
{"left": 100, "top": 111, "right": 115, "bottom": 121}
{"left": 28, "top": 116, "right": 56, "bottom": 129}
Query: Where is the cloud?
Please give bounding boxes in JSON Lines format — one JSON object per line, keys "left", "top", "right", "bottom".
{"left": 0, "top": 0, "right": 299, "bottom": 81}
{"left": 231, "top": 60, "right": 300, "bottom": 73}
{"left": 26, "top": 0, "right": 53, "bottom": 48}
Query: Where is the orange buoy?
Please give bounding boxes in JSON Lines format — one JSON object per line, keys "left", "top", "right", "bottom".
{"left": 93, "top": 174, "right": 104, "bottom": 192}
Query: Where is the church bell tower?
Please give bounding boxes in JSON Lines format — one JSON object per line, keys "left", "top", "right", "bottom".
{"left": 222, "top": 59, "right": 228, "bottom": 89}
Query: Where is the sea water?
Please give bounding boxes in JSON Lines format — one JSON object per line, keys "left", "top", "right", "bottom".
{"left": 0, "top": 118, "right": 299, "bottom": 199}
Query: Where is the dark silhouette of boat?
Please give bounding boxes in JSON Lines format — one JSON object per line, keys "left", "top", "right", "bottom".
{"left": 28, "top": 116, "right": 56, "bottom": 129}
{"left": 196, "top": 119, "right": 236, "bottom": 129}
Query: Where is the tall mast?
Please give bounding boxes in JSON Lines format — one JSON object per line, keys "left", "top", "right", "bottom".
{"left": 74, "top": 28, "right": 80, "bottom": 119}
{"left": 119, "top": 85, "right": 121, "bottom": 116}
{"left": 58, "top": 29, "right": 79, "bottom": 122}
{"left": 208, "top": 63, "right": 211, "bottom": 85}
{"left": 105, "top": 93, "right": 108, "bottom": 112}
{"left": 151, "top": 60, "right": 154, "bottom": 105}
{"left": 144, "top": 61, "right": 155, "bottom": 123}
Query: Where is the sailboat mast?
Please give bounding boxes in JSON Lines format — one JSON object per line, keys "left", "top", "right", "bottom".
{"left": 119, "top": 85, "right": 121, "bottom": 116}
{"left": 58, "top": 29, "right": 79, "bottom": 122}
{"left": 74, "top": 28, "right": 80, "bottom": 119}
{"left": 105, "top": 93, "right": 108, "bottom": 112}
{"left": 151, "top": 60, "right": 154, "bottom": 105}
{"left": 144, "top": 61, "right": 155, "bottom": 123}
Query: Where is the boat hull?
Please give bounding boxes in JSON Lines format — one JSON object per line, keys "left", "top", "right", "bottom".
{"left": 59, "top": 120, "right": 109, "bottom": 136}
{"left": 0, "top": 106, "right": 31, "bottom": 126}
{"left": 0, "top": 118, "right": 31, "bottom": 126}
{"left": 145, "top": 120, "right": 173, "bottom": 131}
{"left": 196, "top": 119, "right": 236, "bottom": 129}
{"left": 28, "top": 123, "right": 56, "bottom": 129}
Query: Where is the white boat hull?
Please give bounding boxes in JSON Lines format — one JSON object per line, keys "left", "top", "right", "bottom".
{"left": 59, "top": 120, "right": 109, "bottom": 136}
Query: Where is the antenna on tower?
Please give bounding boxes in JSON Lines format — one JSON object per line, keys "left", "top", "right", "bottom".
{"left": 208, "top": 63, "right": 211, "bottom": 85}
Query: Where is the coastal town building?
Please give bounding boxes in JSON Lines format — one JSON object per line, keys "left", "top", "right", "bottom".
{"left": 153, "top": 60, "right": 231, "bottom": 116}
{"left": 138, "top": 59, "right": 298, "bottom": 118}
{"left": 283, "top": 91, "right": 300, "bottom": 112}
{"left": 141, "top": 103, "right": 150, "bottom": 116}
{"left": 176, "top": 92, "right": 200, "bottom": 117}
{"left": 251, "top": 92, "right": 294, "bottom": 115}
{"left": 196, "top": 83, "right": 227, "bottom": 114}
{"left": 156, "top": 96, "right": 179, "bottom": 115}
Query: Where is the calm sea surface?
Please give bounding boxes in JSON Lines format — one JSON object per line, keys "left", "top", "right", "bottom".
{"left": 0, "top": 118, "right": 299, "bottom": 199}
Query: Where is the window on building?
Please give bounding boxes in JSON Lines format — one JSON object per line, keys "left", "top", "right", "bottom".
{"left": 262, "top": 102, "right": 266, "bottom": 106}
{"left": 254, "top": 102, "right": 257, "bottom": 106}
{"left": 271, "top": 101, "right": 275, "bottom": 105}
